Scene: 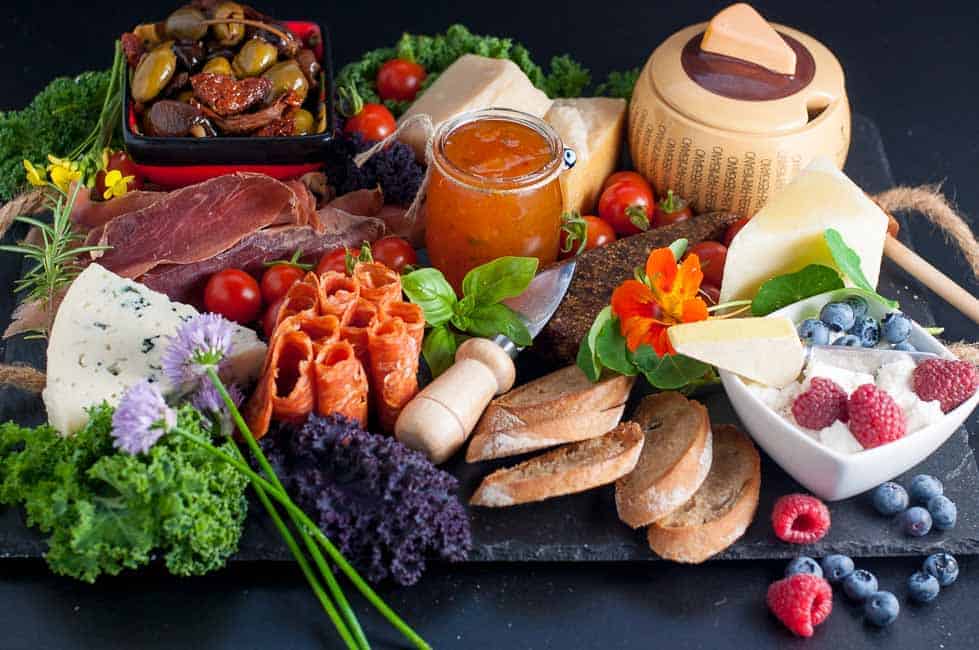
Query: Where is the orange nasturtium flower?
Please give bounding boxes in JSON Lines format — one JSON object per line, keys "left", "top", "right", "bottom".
{"left": 611, "top": 246, "right": 709, "bottom": 355}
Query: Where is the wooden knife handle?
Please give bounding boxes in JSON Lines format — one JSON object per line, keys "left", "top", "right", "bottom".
{"left": 395, "top": 338, "right": 516, "bottom": 464}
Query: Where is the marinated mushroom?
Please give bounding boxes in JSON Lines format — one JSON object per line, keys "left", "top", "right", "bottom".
{"left": 233, "top": 38, "right": 277, "bottom": 77}
{"left": 144, "top": 99, "right": 205, "bottom": 137}
{"left": 131, "top": 42, "right": 177, "bottom": 103}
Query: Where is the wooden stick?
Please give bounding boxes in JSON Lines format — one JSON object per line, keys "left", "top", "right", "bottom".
{"left": 884, "top": 236, "right": 979, "bottom": 325}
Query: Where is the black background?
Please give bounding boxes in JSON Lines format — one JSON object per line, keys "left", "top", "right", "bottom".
{"left": 1, "top": 1, "right": 978, "bottom": 648}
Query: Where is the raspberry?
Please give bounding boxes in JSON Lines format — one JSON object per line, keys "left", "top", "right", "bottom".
{"left": 912, "top": 358, "right": 979, "bottom": 413}
{"left": 767, "top": 573, "right": 833, "bottom": 637}
{"left": 847, "top": 384, "right": 906, "bottom": 448}
{"left": 791, "top": 378, "right": 849, "bottom": 429}
{"left": 772, "top": 494, "right": 831, "bottom": 544}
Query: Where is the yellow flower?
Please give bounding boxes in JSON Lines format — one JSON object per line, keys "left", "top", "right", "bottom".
{"left": 23, "top": 160, "right": 47, "bottom": 187}
{"left": 46, "top": 155, "right": 82, "bottom": 193}
{"left": 102, "top": 169, "right": 135, "bottom": 200}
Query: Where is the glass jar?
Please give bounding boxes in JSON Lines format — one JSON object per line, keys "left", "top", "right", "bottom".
{"left": 425, "top": 108, "right": 574, "bottom": 292}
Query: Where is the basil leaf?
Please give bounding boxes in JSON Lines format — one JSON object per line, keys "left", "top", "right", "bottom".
{"left": 450, "top": 294, "right": 477, "bottom": 331}
{"left": 422, "top": 325, "right": 458, "bottom": 377}
{"left": 595, "top": 314, "right": 637, "bottom": 376}
{"left": 824, "top": 228, "right": 898, "bottom": 308}
{"left": 633, "top": 346, "right": 711, "bottom": 390}
{"left": 461, "top": 256, "right": 539, "bottom": 305}
{"left": 465, "top": 303, "right": 532, "bottom": 347}
{"left": 402, "top": 267, "right": 457, "bottom": 326}
{"left": 751, "top": 264, "right": 844, "bottom": 316}
{"left": 576, "top": 306, "right": 612, "bottom": 382}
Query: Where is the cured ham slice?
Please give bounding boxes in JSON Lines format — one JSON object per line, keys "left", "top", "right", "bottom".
{"left": 313, "top": 341, "right": 369, "bottom": 425}
{"left": 354, "top": 263, "right": 402, "bottom": 306}
{"left": 318, "top": 272, "right": 360, "bottom": 324}
{"left": 367, "top": 317, "right": 420, "bottom": 433}
{"left": 69, "top": 185, "right": 162, "bottom": 230}
{"left": 341, "top": 299, "right": 379, "bottom": 366}
{"left": 380, "top": 301, "right": 425, "bottom": 349}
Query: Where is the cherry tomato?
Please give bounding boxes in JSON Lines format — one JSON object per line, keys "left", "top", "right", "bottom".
{"left": 204, "top": 269, "right": 263, "bottom": 324}
{"left": 598, "top": 180, "right": 655, "bottom": 236}
{"left": 559, "top": 215, "right": 616, "bottom": 259}
{"left": 371, "top": 237, "right": 417, "bottom": 273}
{"left": 376, "top": 59, "right": 427, "bottom": 102}
{"left": 94, "top": 151, "right": 143, "bottom": 198}
{"left": 699, "top": 283, "right": 720, "bottom": 306}
{"left": 723, "top": 217, "right": 751, "bottom": 247}
{"left": 601, "top": 171, "right": 650, "bottom": 195}
{"left": 260, "top": 264, "right": 305, "bottom": 304}
{"left": 343, "top": 104, "right": 396, "bottom": 142}
{"left": 261, "top": 297, "right": 285, "bottom": 339}
{"left": 686, "top": 241, "right": 728, "bottom": 288}
{"left": 653, "top": 190, "right": 693, "bottom": 227}
{"left": 315, "top": 248, "right": 349, "bottom": 276}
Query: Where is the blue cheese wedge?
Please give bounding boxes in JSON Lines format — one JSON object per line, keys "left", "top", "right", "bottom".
{"left": 42, "top": 264, "right": 267, "bottom": 435}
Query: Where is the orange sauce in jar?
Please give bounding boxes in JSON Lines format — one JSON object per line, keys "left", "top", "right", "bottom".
{"left": 425, "top": 108, "right": 566, "bottom": 292}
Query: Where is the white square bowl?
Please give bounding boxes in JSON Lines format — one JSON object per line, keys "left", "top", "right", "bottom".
{"left": 720, "top": 288, "right": 979, "bottom": 501}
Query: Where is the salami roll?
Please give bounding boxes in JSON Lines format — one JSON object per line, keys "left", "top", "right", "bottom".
{"left": 340, "top": 298, "right": 379, "bottom": 366}
{"left": 367, "top": 316, "right": 420, "bottom": 433}
{"left": 353, "top": 262, "right": 402, "bottom": 306}
{"left": 276, "top": 272, "right": 320, "bottom": 326}
{"left": 380, "top": 301, "right": 425, "bottom": 349}
{"left": 317, "top": 271, "right": 360, "bottom": 324}
{"left": 243, "top": 330, "right": 316, "bottom": 438}
{"left": 297, "top": 313, "right": 341, "bottom": 349}
{"left": 313, "top": 340, "right": 369, "bottom": 425}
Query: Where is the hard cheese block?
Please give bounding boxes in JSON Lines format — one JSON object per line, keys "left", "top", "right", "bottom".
{"left": 719, "top": 156, "right": 889, "bottom": 303}
{"left": 701, "top": 3, "right": 797, "bottom": 75}
{"left": 668, "top": 316, "right": 804, "bottom": 387}
{"left": 545, "top": 97, "right": 626, "bottom": 215}
{"left": 398, "top": 54, "right": 553, "bottom": 159}
{"left": 43, "top": 264, "right": 267, "bottom": 434}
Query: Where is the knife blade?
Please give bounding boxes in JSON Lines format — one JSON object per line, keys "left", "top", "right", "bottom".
{"left": 495, "top": 258, "right": 577, "bottom": 356}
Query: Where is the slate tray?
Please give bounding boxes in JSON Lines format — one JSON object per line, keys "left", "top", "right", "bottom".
{"left": 1, "top": 114, "right": 976, "bottom": 563}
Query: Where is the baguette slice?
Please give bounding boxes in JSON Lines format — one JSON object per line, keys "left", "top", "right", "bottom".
{"left": 470, "top": 422, "right": 644, "bottom": 507}
{"left": 615, "top": 392, "right": 712, "bottom": 528}
{"left": 647, "top": 424, "right": 761, "bottom": 564}
{"left": 467, "top": 365, "right": 634, "bottom": 462}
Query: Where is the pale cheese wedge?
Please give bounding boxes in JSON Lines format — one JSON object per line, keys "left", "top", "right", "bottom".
{"left": 398, "top": 54, "right": 553, "bottom": 159}
{"left": 668, "top": 316, "right": 804, "bottom": 387}
{"left": 719, "top": 157, "right": 889, "bottom": 304}
{"left": 545, "top": 98, "right": 626, "bottom": 214}
{"left": 701, "top": 3, "right": 797, "bottom": 75}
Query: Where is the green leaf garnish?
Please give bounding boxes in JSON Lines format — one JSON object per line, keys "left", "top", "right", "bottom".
{"left": 824, "top": 228, "right": 897, "bottom": 308}
{"left": 576, "top": 306, "right": 612, "bottom": 382}
{"left": 632, "top": 347, "right": 712, "bottom": 390}
{"left": 751, "top": 264, "right": 844, "bottom": 316}
{"left": 595, "top": 314, "right": 637, "bottom": 377}
{"left": 461, "top": 256, "right": 538, "bottom": 305}
{"left": 421, "top": 325, "right": 458, "bottom": 377}
{"left": 466, "top": 303, "right": 532, "bottom": 347}
{"left": 401, "top": 267, "right": 457, "bottom": 326}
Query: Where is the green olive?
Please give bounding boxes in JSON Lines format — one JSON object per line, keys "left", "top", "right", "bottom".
{"left": 211, "top": 2, "right": 245, "bottom": 47}
{"left": 233, "top": 38, "right": 277, "bottom": 77}
{"left": 164, "top": 7, "right": 207, "bottom": 41}
{"left": 131, "top": 42, "right": 177, "bottom": 104}
{"left": 262, "top": 60, "right": 308, "bottom": 103}
{"left": 133, "top": 23, "right": 162, "bottom": 47}
{"left": 202, "top": 56, "right": 233, "bottom": 76}
{"left": 292, "top": 109, "right": 314, "bottom": 135}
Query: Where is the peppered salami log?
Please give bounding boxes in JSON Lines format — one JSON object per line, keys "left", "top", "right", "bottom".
{"left": 534, "top": 212, "right": 742, "bottom": 366}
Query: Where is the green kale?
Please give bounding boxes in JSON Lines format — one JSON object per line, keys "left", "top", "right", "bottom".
{"left": 0, "top": 404, "right": 247, "bottom": 582}
{"left": 337, "top": 24, "right": 591, "bottom": 117}
{"left": 0, "top": 69, "right": 121, "bottom": 201}
{"left": 595, "top": 67, "right": 641, "bottom": 100}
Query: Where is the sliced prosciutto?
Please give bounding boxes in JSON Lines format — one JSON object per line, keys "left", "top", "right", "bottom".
{"left": 69, "top": 185, "right": 163, "bottom": 230}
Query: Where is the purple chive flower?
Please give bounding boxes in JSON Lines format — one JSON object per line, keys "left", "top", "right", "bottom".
{"left": 192, "top": 381, "right": 244, "bottom": 415}
{"left": 161, "top": 313, "right": 235, "bottom": 388}
{"left": 111, "top": 380, "right": 177, "bottom": 455}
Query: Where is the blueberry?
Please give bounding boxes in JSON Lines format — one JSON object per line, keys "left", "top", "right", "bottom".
{"left": 892, "top": 342, "right": 917, "bottom": 352}
{"left": 798, "top": 318, "right": 830, "bottom": 345}
{"left": 821, "top": 554, "right": 855, "bottom": 583}
{"left": 864, "top": 591, "right": 900, "bottom": 626}
{"left": 881, "top": 312, "right": 912, "bottom": 344}
{"left": 833, "top": 334, "right": 862, "bottom": 347}
{"left": 908, "top": 571, "right": 940, "bottom": 603}
{"left": 872, "top": 482, "right": 910, "bottom": 516}
{"left": 843, "top": 569, "right": 879, "bottom": 601}
{"left": 909, "top": 474, "right": 943, "bottom": 505}
{"left": 927, "top": 495, "right": 957, "bottom": 531}
{"left": 785, "top": 556, "right": 823, "bottom": 578}
{"left": 844, "top": 295, "right": 869, "bottom": 319}
{"left": 820, "top": 302, "right": 856, "bottom": 332}
{"left": 923, "top": 553, "right": 959, "bottom": 587}
{"left": 848, "top": 315, "right": 880, "bottom": 347}
{"left": 899, "top": 506, "right": 933, "bottom": 537}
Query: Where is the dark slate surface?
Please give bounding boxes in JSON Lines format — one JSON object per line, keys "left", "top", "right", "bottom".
{"left": 1, "top": 114, "right": 976, "bottom": 564}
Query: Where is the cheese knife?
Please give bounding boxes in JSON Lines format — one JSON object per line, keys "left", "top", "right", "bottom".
{"left": 395, "top": 258, "right": 577, "bottom": 463}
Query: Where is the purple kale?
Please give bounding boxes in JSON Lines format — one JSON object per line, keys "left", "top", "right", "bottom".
{"left": 261, "top": 414, "right": 471, "bottom": 586}
{"left": 324, "top": 131, "right": 424, "bottom": 207}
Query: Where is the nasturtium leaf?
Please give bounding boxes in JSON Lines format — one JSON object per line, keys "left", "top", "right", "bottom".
{"left": 632, "top": 346, "right": 712, "bottom": 390}
{"left": 751, "top": 264, "right": 844, "bottom": 316}
{"left": 824, "top": 228, "right": 898, "bottom": 308}
{"left": 595, "top": 314, "right": 637, "bottom": 377}
{"left": 576, "top": 305, "right": 613, "bottom": 382}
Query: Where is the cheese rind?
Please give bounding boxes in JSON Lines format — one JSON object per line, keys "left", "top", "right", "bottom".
{"left": 42, "top": 264, "right": 267, "bottom": 435}
{"left": 701, "top": 3, "right": 797, "bottom": 75}
{"left": 398, "top": 54, "right": 553, "bottom": 159}
{"left": 719, "top": 157, "right": 889, "bottom": 304}
{"left": 545, "top": 97, "right": 626, "bottom": 215}
{"left": 668, "top": 316, "right": 804, "bottom": 387}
